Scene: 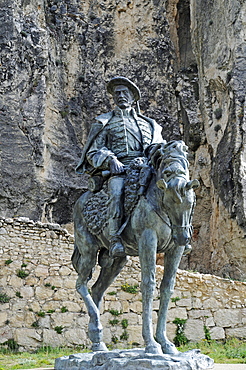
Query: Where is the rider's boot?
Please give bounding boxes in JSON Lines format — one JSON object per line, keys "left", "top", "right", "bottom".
{"left": 109, "top": 218, "right": 126, "bottom": 258}
{"left": 109, "top": 235, "right": 125, "bottom": 258}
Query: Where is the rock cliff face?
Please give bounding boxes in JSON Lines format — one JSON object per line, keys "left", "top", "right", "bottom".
{"left": 0, "top": 0, "right": 246, "bottom": 278}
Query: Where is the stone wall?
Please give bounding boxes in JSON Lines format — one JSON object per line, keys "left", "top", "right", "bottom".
{"left": 0, "top": 217, "right": 245, "bottom": 351}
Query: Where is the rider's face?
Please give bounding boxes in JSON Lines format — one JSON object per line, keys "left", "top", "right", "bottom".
{"left": 113, "top": 85, "right": 134, "bottom": 109}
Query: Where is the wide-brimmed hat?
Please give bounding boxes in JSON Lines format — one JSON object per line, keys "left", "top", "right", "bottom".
{"left": 107, "top": 76, "right": 141, "bottom": 101}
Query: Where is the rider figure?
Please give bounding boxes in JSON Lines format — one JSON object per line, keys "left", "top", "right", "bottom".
{"left": 76, "top": 77, "right": 163, "bottom": 258}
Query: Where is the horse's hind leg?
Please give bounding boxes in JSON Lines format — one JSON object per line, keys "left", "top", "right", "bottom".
{"left": 156, "top": 246, "right": 185, "bottom": 355}
{"left": 74, "top": 233, "right": 108, "bottom": 351}
{"left": 91, "top": 256, "right": 128, "bottom": 309}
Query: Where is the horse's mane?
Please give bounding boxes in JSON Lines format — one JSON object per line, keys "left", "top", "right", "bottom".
{"left": 150, "top": 140, "right": 189, "bottom": 174}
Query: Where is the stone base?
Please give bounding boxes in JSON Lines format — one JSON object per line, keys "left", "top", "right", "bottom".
{"left": 54, "top": 348, "right": 214, "bottom": 369}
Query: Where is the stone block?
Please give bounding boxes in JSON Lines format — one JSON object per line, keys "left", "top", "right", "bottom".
{"left": 226, "top": 327, "right": 246, "bottom": 339}
{"left": 127, "top": 325, "right": 144, "bottom": 345}
{"left": 59, "top": 266, "right": 72, "bottom": 276}
{"left": 185, "top": 319, "right": 205, "bottom": 341}
{"left": 0, "top": 326, "right": 13, "bottom": 343}
{"left": 210, "top": 327, "right": 225, "bottom": 340}
{"left": 205, "top": 317, "right": 215, "bottom": 327}
{"left": 167, "top": 307, "right": 188, "bottom": 322}
{"left": 203, "top": 297, "right": 221, "bottom": 310}
{"left": 9, "top": 275, "right": 24, "bottom": 289}
{"left": 63, "top": 278, "right": 75, "bottom": 289}
{"left": 53, "top": 289, "right": 69, "bottom": 301}
{"left": 62, "top": 301, "right": 81, "bottom": 312}
{"left": 0, "top": 311, "right": 8, "bottom": 326}
{"left": 176, "top": 298, "right": 192, "bottom": 309}
{"left": 52, "top": 312, "right": 75, "bottom": 327}
{"left": 214, "top": 309, "right": 241, "bottom": 327}
{"left": 14, "top": 328, "right": 42, "bottom": 346}
{"left": 188, "top": 309, "right": 212, "bottom": 319}
{"left": 20, "top": 285, "right": 34, "bottom": 299}
{"left": 166, "top": 322, "right": 176, "bottom": 341}
{"left": 129, "top": 300, "right": 142, "bottom": 313}
{"left": 76, "top": 314, "right": 89, "bottom": 328}
{"left": 35, "top": 286, "right": 53, "bottom": 300}
{"left": 64, "top": 328, "right": 87, "bottom": 345}
{"left": 43, "top": 328, "right": 66, "bottom": 347}
{"left": 34, "top": 265, "right": 49, "bottom": 277}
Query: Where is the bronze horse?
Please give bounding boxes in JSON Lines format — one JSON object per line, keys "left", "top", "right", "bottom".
{"left": 72, "top": 140, "right": 199, "bottom": 355}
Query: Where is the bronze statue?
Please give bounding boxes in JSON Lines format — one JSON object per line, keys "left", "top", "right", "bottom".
{"left": 73, "top": 77, "right": 199, "bottom": 354}
{"left": 76, "top": 77, "right": 163, "bottom": 258}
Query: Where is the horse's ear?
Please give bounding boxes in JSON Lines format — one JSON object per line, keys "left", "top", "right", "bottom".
{"left": 157, "top": 179, "right": 167, "bottom": 190}
{"left": 185, "top": 179, "right": 200, "bottom": 190}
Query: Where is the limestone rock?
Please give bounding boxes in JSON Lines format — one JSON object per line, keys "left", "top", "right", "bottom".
{"left": 54, "top": 348, "right": 214, "bottom": 370}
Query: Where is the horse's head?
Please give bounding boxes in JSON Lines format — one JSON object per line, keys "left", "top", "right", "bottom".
{"left": 150, "top": 141, "right": 199, "bottom": 249}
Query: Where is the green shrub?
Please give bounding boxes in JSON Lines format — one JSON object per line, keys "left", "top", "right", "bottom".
{"left": 109, "top": 309, "right": 121, "bottom": 316}
{"left": 5, "top": 259, "right": 13, "bottom": 265}
{"left": 121, "top": 283, "right": 138, "bottom": 294}
{"left": 0, "top": 293, "right": 11, "bottom": 304}
{"left": 54, "top": 326, "right": 64, "bottom": 334}
{"left": 16, "top": 269, "right": 29, "bottom": 279}
{"left": 120, "top": 330, "right": 129, "bottom": 341}
{"left": 121, "top": 319, "right": 128, "bottom": 329}
{"left": 37, "top": 311, "right": 45, "bottom": 317}
{"left": 109, "top": 319, "right": 119, "bottom": 326}
{"left": 173, "top": 318, "right": 188, "bottom": 346}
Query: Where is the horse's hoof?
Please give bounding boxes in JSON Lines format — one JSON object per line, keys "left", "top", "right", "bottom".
{"left": 161, "top": 342, "right": 179, "bottom": 355}
{"left": 91, "top": 342, "right": 108, "bottom": 352}
{"left": 145, "top": 342, "right": 163, "bottom": 355}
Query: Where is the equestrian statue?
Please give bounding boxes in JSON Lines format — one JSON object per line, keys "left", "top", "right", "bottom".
{"left": 72, "top": 76, "right": 199, "bottom": 355}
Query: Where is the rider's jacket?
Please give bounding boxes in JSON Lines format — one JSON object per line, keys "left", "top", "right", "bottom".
{"left": 76, "top": 107, "right": 163, "bottom": 174}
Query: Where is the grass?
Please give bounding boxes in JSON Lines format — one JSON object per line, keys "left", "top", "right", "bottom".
{"left": 0, "top": 339, "right": 245, "bottom": 369}
{"left": 0, "top": 346, "right": 87, "bottom": 370}
{"left": 178, "top": 338, "right": 246, "bottom": 364}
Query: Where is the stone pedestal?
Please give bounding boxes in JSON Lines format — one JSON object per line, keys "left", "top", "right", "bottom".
{"left": 55, "top": 348, "right": 214, "bottom": 369}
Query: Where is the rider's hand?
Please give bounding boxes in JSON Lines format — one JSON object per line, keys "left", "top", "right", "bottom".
{"left": 109, "top": 157, "right": 125, "bottom": 175}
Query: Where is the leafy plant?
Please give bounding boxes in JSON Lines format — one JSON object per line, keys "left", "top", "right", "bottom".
{"left": 121, "top": 319, "right": 128, "bottom": 329}
{"left": 54, "top": 326, "right": 64, "bottom": 334}
{"left": 173, "top": 318, "right": 188, "bottom": 346}
{"left": 31, "top": 321, "right": 39, "bottom": 328}
{"left": 37, "top": 311, "right": 45, "bottom": 317}
{"left": 61, "top": 306, "right": 68, "bottom": 313}
{"left": 204, "top": 325, "right": 211, "bottom": 342}
{"left": 21, "top": 263, "right": 27, "bottom": 268}
{"left": 4, "top": 259, "right": 13, "bottom": 265}
{"left": 120, "top": 330, "right": 129, "bottom": 341}
{"left": 16, "top": 269, "right": 29, "bottom": 279}
{"left": 111, "top": 335, "right": 118, "bottom": 344}
{"left": 47, "top": 309, "right": 55, "bottom": 314}
{"left": 0, "top": 293, "right": 11, "bottom": 304}
{"left": 15, "top": 291, "right": 23, "bottom": 298}
{"left": 44, "top": 283, "right": 51, "bottom": 287}
{"left": 3, "top": 339, "right": 19, "bottom": 352}
{"left": 171, "top": 296, "right": 180, "bottom": 303}
{"left": 108, "top": 291, "right": 117, "bottom": 295}
{"left": 109, "top": 319, "right": 119, "bottom": 326}
{"left": 109, "top": 309, "right": 121, "bottom": 316}
{"left": 121, "top": 283, "right": 138, "bottom": 294}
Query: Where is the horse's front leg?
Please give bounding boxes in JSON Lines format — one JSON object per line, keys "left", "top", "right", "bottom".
{"left": 139, "top": 229, "right": 162, "bottom": 355}
{"left": 156, "top": 245, "right": 185, "bottom": 355}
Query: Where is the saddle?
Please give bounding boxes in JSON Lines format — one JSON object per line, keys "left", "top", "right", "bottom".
{"left": 82, "top": 158, "right": 152, "bottom": 235}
